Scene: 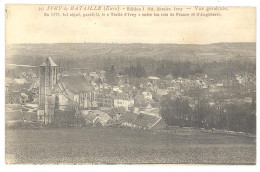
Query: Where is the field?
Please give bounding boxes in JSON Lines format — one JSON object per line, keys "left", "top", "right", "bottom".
{"left": 5, "top": 127, "right": 256, "bottom": 164}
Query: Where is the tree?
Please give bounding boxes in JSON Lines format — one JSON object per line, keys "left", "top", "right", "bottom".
{"left": 160, "top": 96, "right": 192, "bottom": 127}
{"left": 105, "top": 65, "right": 116, "bottom": 85}
{"left": 123, "top": 62, "right": 146, "bottom": 78}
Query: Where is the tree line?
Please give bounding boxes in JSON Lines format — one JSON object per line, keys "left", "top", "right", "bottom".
{"left": 160, "top": 95, "right": 256, "bottom": 134}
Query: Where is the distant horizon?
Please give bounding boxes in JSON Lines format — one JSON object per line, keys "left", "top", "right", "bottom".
{"left": 6, "top": 41, "right": 256, "bottom": 46}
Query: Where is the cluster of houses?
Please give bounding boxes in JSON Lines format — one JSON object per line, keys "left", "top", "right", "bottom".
{"left": 5, "top": 57, "right": 256, "bottom": 129}
{"left": 6, "top": 71, "right": 39, "bottom": 106}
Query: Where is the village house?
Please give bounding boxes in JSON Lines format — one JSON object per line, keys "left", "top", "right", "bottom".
{"left": 142, "top": 91, "right": 153, "bottom": 100}
{"left": 164, "top": 74, "right": 174, "bottom": 80}
{"left": 12, "top": 78, "right": 29, "bottom": 85}
{"left": 113, "top": 92, "right": 134, "bottom": 110}
{"left": 196, "top": 79, "right": 208, "bottom": 89}
{"left": 97, "top": 94, "right": 114, "bottom": 108}
{"left": 107, "top": 106, "right": 126, "bottom": 121}
{"left": 28, "top": 79, "right": 39, "bottom": 95}
{"left": 133, "top": 113, "right": 167, "bottom": 130}
{"left": 81, "top": 110, "right": 112, "bottom": 126}
{"left": 115, "top": 74, "right": 125, "bottom": 86}
{"left": 147, "top": 76, "right": 160, "bottom": 84}
{"left": 113, "top": 86, "right": 123, "bottom": 93}
{"left": 139, "top": 103, "right": 160, "bottom": 117}
{"left": 134, "top": 92, "right": 155, "bottom": 110}
{"left": 156, "top": 88, "right": 168, "bottom": 97}
{"left": 91, "top": 81, "right": 100, "bottom": 91}
{"left": 89, "top": 72, "right": 99, "bottom": 80}
{"left": 120, "top": 111, "right": 139, "bottom": 128}
{"left": 9, "top": 78, "right": 32, "bottom": 92}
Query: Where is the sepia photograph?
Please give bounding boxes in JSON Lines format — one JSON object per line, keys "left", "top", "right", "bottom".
{"left": 4, "top": 4, "right": 256, "bottom": 165}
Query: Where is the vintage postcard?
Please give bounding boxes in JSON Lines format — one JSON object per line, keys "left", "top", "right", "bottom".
{"left": 5, "top": 4, "right": 256, "bottom": 164}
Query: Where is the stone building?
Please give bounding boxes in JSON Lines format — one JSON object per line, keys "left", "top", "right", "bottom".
{"left": 37, "top": 57, "right": 97, "bottom": 125}
{"left": 37, "top": 57, "right": 58, "bottom": 124}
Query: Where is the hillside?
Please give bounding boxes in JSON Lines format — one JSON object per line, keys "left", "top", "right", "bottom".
{"left": 5, "top": 42, "right": 256, "bottom": 73}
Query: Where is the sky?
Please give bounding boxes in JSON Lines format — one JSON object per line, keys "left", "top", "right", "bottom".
{"left": 5, "top": 5, "right": 256, "bottom": 44}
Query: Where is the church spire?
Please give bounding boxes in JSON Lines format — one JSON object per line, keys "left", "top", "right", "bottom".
{"left": 40, "top": 57, "right": 58, "bottom": 67}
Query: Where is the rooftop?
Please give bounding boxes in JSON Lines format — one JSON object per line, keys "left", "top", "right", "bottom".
{"left": 58, "top": 75, "right": 94, "bottom": 94}
{"left": 148, "top": 76, "right": 160, "bottom": 80}
{"left": 40, "top": 57, "right": 58, "bottom": 67}
{"left": 133, "top": 113, "right": 161, "bottom": 128}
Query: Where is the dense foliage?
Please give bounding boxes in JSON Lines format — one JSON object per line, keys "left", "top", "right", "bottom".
{"left": 160, "top": 96, "right": 256, "bottom": 134}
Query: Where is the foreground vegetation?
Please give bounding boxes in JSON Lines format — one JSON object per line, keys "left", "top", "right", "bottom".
{"left": 5, "top": 127, "right": 256, "bottom": 164}
{"left": 160, "top": 96, "right": 256, "bottom": 134}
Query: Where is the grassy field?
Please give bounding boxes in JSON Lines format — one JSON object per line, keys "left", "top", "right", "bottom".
{"left": 5, "top": 127, "right": 256, "bottom": 164}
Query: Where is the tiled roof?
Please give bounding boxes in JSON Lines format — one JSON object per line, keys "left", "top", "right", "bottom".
{"left": 13, "top": 78, "right": 29, "bottom": 84}
{"left": 150, "top": 118, "right": 168, "bottom": 130}
{"left": 81, "top": 110, "right": 111, "bottom": 122}
{"left": 133, "top": 113, "right": 161, "bottom": 128}
{"left": 113, "top": 92, "right": 131, "bottom": 100}
{"left": 59, "top": 75, "right": 94, "bottom": 94}
{"left": 121, "top": 111, "right": 139, "bottom": 123}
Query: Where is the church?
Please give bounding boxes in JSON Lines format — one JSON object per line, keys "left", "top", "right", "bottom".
{"left": 37, "top": 57, "right": 97, "bottom": 125}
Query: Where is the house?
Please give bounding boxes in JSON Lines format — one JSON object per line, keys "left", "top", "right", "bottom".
{"left": 81, "top": 110, "right": 112, "bottom": 126}
{"left": 216, "top": 83, "right": 224, "bottom": 87}
{"left": 108, "top": 107, "right": 126, "bottom": 120}
{"left": 142, "top": 91, "right": 153, "bottom": 100}
{"left": 12, "top": 78, "right": 29, "bottom": 85}
{"left": 28, "top": 80, "right": 39, "bottom": 94}
{"left": 139, "top": 103, "right": 160, "bottom": 117}
{"left": 134, "top": 92, "right": 156, "bottom": 110}
{"left": 120, "top": 111, "right": 139, "bottom": 128}
{"left": 113, "top": 86, "right": 123, "bottom": 93}
{"left": 156, "top": 88, "right": 168, "bottom": 96}
{"left": 150, "top": 118, "right": 168, "bottom": 130}
{"left": 91, "top": 81, "right": 99, "bottom": 90}
{"left": 9, "top": 79, "right": 32, "bottom": 93}
{"left": 97, "top": 94, "right": 114, "bottom": 108}
{"left": 196, "top": 79, "right": 208, "bottom": 89}
{"left": 165, "top": 74, "right": 173, "bottom": 80}
{"left": 133, "top": 113, "right": 163, "bottom": 130}
{"left": 21, "top": 92, "right": 29, "bottom": 104}
{"left": 116, "top": 74, "right": 125, "bottom": 85}
{"left": 147, "top": 76, "right": 160, "bottom": 84}
{"left": 114, "top": 93, "right": 134, "bottom": 110}
{"left": 89, "top": 72, "right": 99, "bottom": 80}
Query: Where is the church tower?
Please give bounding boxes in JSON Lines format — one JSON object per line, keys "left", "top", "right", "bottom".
{"left": 37, "top": 57, "right": 58, "bottom": 124}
